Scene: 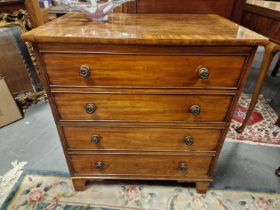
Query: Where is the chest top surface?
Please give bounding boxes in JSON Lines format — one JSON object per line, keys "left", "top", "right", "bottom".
{"left": 22, "top": 13, "right": 268, "bottom": 46}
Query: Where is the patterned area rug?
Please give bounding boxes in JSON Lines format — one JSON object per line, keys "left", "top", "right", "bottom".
{"left": 226, "top": 94, "right": 280, "bottom": 146}
{"left": 0, "top": 160, "right": 27, "bottom": 206}
{"left": 1, "top": 170, "right": 280, "bottom": 210}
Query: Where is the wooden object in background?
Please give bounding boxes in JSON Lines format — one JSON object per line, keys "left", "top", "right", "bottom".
{"left": 22, "top": 13, "right": 267, "bottom": 193}
{"left": 241, "top": 0, "right": 280, "bottom": 43}
{"left": 237, "top": 42, "right": 280, "bottom": 133}
{"left": 24, "top": 0, "right": 45, "bottom": 27}
{"left": 0, "top": 2, "right": 31, "bottom": 95}
{"left": 0, "top": 26, "right": 34, "bottom": 94}
{"left": 41, "top": 7, "right": 57, "bottom": 23}
{"left": 122, "top": 0, "right": 246, "bottom": 23}
{"left": 237, "top": 0, "right": 280, "bottom": 133}
{"left": 0, "top": 0, "right": 24, "bottom": 14}
{"left": 0, "top": 76, "right": 22, "bottom": 127}
{"left": 0, "top": 2, "right": 43, "bottom": 94}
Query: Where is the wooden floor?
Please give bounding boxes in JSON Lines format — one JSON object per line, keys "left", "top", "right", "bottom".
{"left": 0, "top": 49, "right": 280, "bottom": 192}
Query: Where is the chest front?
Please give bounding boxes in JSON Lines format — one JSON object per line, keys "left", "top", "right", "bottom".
{"left": 22, "top": 13, "right": 267, "bottom": 193}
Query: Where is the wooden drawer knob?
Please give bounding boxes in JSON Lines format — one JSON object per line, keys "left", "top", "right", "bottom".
{"left": 189, "top": 105, "right": 200, "bottom": 116}
{"left": 86, "top": 103, "right": 96, "bottom": 114}
{"left": 80, "top": 65, "right": 91, "bottom": 78}
{"left": 198, "top": 67, "right": 209, "bottom": 80}
{"left": 91, "top": 135, "right": 101, "bottom": 144}
{"left": 184, "top": 136, "right": 194, "bottom": 146}
{"left": 179, "top": 162, "right": 188, "bottom": 171}
{"left": 95, "top": 161, "right": 104, "bottom": 169}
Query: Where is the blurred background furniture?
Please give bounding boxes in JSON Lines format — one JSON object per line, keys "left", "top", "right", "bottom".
{"left": 0, "top": 0, "right": 24, "bottom": 13}
{"left": 237, "top": 0, "right": 280, "bottom": 178}
{"left": 48, "top": 0, "right": 246, "bottom": 23}
{"left": 0, "top": 24, "right": 39, "bottom": 94}
{"left": 0, "top": 7, "right": 43, "bottom": 94}
{"left": 0, "top": 0, "right": 57, "bottom": 96}
{"left": 0, "top": 0, "right": 56, "bottom": 27}
{"left": 24, "top": 0, "right": 57, "bottom": 27}
{"left": 237, "top": 0, "right": 280, "bottom": 133}
{"left": 121, "top": 0, "right": 246, "bottom": 23}
{"left": 241, "top": 0, "right": 280, "bottom": 77}
{"left": 24, "top": 0, "right": 45, "bottom": 27}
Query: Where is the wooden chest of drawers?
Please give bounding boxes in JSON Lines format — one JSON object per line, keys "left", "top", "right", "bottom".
{"left": 22, "top": 13, "right": 267, "bottom": 193}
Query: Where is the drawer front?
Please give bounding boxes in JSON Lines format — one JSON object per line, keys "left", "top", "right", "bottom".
{"left": 64, "top": 126, "right": 222, "bottom": 152}
{"left": 71, "top": 154, "right": 212, "bottom": 177}
{"left": 43, "top": 53, "right": 246, "bottom": 88}
{"left": 54, "top": 93, "right": 233, "bottom": 122}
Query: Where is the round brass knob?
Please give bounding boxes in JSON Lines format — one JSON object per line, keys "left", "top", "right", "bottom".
{"left": 86, "top": 103, "right": 96, "bottom": 114}
{"left": 179, "top": 162, "right": 188, "bottom": 171}
{"left": 184, "top": 136, "right": 194, "bottom": 146}
{"left": 95, "top": 161, "right": 104, "bottom": 169}
{"left": 198, "top": 67, "right": 209, "bottom": 80}
{"left": 91, "top": 135, "right": 101, "bottom": 144}
{"left": 189, "top": 105, "right": 200, "bottom": 116}
{"left": 80, "top": 65, "right": 91, "bottom": 78}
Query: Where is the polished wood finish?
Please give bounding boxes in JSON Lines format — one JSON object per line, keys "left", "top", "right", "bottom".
{"left": 123, "top": 0, "right": 246, "bottom": 23}
{"left": 22, "top": 13, "right": 267, "bottom": 46}
{"left": 43, "top": 53, "right": 246, "bottom": 88}
{"left": 70, "top": 154, "right": 213, "bottom": 177}
{"left": 22, "top": 14, "right": 266, "bottom": 193}
{"left": 63, "top": 126, "right": 223, "bottom": 152}
{"left": 54, "top": 93, "right": 233, "bottom": 122}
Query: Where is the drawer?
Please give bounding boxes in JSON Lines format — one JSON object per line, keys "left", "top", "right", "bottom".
{"left": 43, "top": 53, "right": 246, "bottom": 88}
{"left": 63, "top": 126, "right": 222, "bottom": 152}
{"left": 54, "top": 93, "right": 233, "bottom": 122}
{"left": 70, "top": 154, "right": 212, "bottom": 177}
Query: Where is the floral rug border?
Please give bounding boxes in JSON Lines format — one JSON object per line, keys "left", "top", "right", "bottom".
{"left": 2, "top": 169, "right": 280, "bottom": 210}
{"left": 0, "top": 169, "right": 69, "bottom": 210}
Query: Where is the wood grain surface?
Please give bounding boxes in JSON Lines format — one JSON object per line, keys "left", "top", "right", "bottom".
{"left": 53, "top": 93, "right": 233, "bottom": 123}
{"left": 70, "top": 154, "right": 213, "bottom": 177}
{"left": 63, "top": 126, "right": 223, "bottom": 152}
{"left": 21, "top": 13, "right": 268, "bottom": 46}
{"left": 43, "top": 53, "right": 246, "bottom": 88}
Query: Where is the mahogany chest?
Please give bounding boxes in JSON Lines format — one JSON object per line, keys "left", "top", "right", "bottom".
{"left": 22, "top": 13, "right": 267, "bottom": 193}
